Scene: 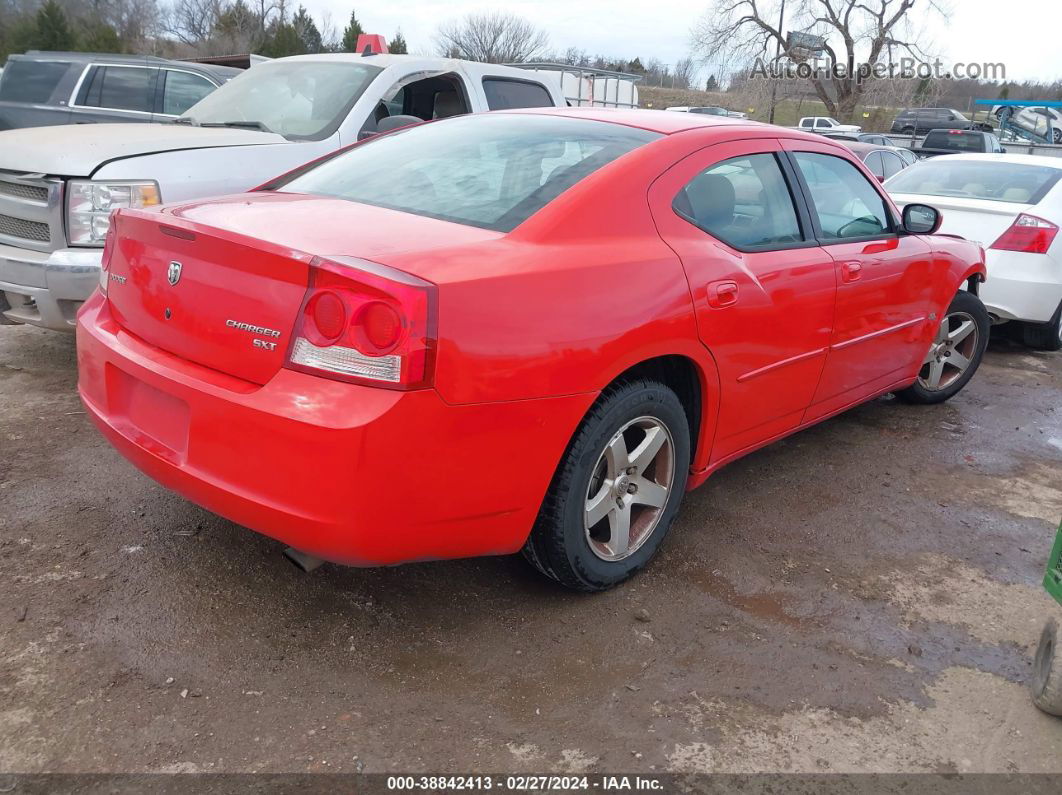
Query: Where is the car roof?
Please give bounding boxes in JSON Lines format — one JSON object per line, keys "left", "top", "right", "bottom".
{"left": 266, "top": 52, "right": 543, "bottom": 80}
{"left": 497, "top": 106, "right": 814, "bottom": 137}
{"left": 15, "top": 50, "right": 239, "bottom": 78}
{"left": 845, "top": 141, "right": 895, "bottom": 156}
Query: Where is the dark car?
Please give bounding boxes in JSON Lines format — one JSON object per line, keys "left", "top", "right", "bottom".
{"left": 916, "top": 129, "right": 1006, "bottom": 158}
{"left": 891, "top": 108, "right": 991, "bottom": 136}
{"left": 0, "top": 51, "right": 238, "bottom": 130}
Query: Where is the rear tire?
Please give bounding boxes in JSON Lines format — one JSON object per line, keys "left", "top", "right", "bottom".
{"left": 1021, "top": 301, "right": 1062, "bottom": 352}
{"left": 896, "top": 290, "right": 990, "bottom": 404}
{"left": 1031, "top": 619, "right": 1062, "bottom": 716}
{"left": 523, "top": 380, "right": 691, "bottom": 592}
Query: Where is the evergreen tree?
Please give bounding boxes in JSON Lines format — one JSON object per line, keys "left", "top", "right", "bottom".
{"left": 81, "top": 23, "right": 122, "bottom": 53}
{"left": 292, "top": 6, "right": 322, "bottom": 53}
{"left": 340, "top": 9, "right": 364, "bottom": 52}
{"left": 260, "top": 22, "right": 305, "bottom": 57}
{"left": 35, "top": 0, "right": 76, "bottom": 51}
{"left": 705, "top": 74, "right": 720, "bottom": 91}
{"left": 389, "top": 28, "right": 407, "bottom": 54}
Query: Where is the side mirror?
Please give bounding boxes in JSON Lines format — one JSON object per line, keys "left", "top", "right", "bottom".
{"left": 902, "top": 203, "right": 942, "bottom": 235}
{"left": 1001, "top": 147, "right": 1008, "bottom": 153}
{"left": 876, "top": 174, "right": 886, "bottom": 183}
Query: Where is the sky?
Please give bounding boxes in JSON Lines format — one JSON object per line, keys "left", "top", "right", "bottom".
{"left": 302, "top": 0, "right": 1062, "bottom": 84}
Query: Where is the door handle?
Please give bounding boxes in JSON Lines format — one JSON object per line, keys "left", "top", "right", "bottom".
{"left": 841, "top": 261, "right": 863, "bottom": 282}
{"left": 707, "top": 280, "right": 738, "bottom": 308}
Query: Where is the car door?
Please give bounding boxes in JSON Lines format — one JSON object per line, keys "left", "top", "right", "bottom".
{"left": 649, "top": 139, "right": 837, "bottom": 462}
{"left": 782, "top": 140, "right": 940, "bottom": 419}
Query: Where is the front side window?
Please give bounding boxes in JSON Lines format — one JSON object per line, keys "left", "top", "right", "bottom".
{"left": 0, "top": 60, "right": 71, "bottom": 103}
{"left": 482, "top": 78, "right": 553, "bottom": 110}
{"left": 793, "top": 151, "right": 891, "bottom": 240}
{"left": 278, "top": 114, "right": 660, "bottom": 231}
{"left": 673, "top": 153, "right": 803, "bottom": 249}
{"left": 880, "top": 151, "right": 905, "bottom": 179}
{"left": 77, "top": 65, "right": 157, "bottom": 112}
{"left": 815, "top": 119, "right": 830, "bottom": 127}
{"left": 180, "top": 60, "right": 382, "bottom": 140}
{"left": 162, "top": 70, "right": 216, "bottom": 116}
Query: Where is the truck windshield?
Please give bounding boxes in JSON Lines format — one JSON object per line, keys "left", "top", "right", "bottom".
{"left": 886, "top": 160, "right": 1061, "bottom": 203}
{"left": 178, "top": 60, "right": 382, "bottom": 141}
{"left": 276, "top": 114, "right": 661, "bottom": 232}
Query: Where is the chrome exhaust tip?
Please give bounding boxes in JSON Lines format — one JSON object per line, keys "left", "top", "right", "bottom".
{"left": 283, "top": 547, "right": 324, "bottom": 573}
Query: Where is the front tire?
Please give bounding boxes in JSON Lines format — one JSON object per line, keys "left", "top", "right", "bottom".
{"left": 523, "top": 380, "right": 691, "bottom": 592}
{"left": 1021, "top": 301, "right": 1062, "bottom": 352}
{"left": 1031, "top": 619, "right": 1062, "bottom": 716}
{"left": 896, "top": 290, "right": 990, "bottom": 404}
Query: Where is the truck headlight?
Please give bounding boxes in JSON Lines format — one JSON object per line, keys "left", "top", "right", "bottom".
{"left": 67, "top": 181, "right": 160, "bottom": 247}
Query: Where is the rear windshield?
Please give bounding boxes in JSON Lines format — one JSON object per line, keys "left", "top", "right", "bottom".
{"left": 885, "top": 159, "right": 1062, "bottom": 204}
{"left": 277, "top": 114, "right": 661, "bottom": 232}
{"left": 923, "top": 131, "right": 984, "bottom": 150}
{"left": 0, "top": 59, "right": 71, "bottom": 103}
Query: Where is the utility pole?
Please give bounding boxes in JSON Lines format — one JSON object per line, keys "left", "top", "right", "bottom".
{"left": 767, "top": 0, "right": 786, "bottom": 125}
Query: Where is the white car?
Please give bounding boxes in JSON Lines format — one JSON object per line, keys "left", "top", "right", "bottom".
{"left": 798, "top": 116, "right": 862, "bottom": 133}
{"left": 886, "top": 153, "right": 1062, "bottom": 350}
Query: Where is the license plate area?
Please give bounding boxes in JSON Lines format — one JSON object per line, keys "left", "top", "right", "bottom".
{"left": 105, "top": 364, "right": 190, "bottom": 464}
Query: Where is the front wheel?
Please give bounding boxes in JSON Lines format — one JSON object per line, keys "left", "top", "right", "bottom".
{"left": 523, "top": 380, "right": 691, "bottom": 592}
{"left": 1031, "top": 619, "right": 1062, "bottom": 716}
{"left": 896, "top": 290, "right": 990, "bottom": 404}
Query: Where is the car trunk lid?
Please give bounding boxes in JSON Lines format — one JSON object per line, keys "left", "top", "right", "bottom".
{"left": 105, "top": 210, "right": 313, "bottom": 385}
{"left": 889, "top": 193, "right": 1031, "bottom": 248}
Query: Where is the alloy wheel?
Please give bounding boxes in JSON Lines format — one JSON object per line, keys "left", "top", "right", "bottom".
{"left": 584, "top": 416, "right": 675, "bottom": 562}
{"left": 917, "top": 311, "right": 979, "bottom": 391}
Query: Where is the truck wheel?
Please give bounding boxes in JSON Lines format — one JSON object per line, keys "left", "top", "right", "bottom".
{"left": 896, "top": 290, "right": 990, "bottom": 404}
{"left": 1021, "top": 301, "right": 1062, "bottom": 352}
{"left": 1031, "top": 619, "right": 1062, "bottom": 716}
{"left": 522, "top": 379, "right": 691, "bottom": 592}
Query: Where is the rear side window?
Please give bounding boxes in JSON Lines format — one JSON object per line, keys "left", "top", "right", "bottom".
{"left": 673, "top": 153, "right": 803, "bottom": 249}
{"left": 793, "top": 151, "right": 891, "bottom": 240}
{"left": 279, "top": 114, "right": 660, "bottom": 232}
{"left": 0, "top": 60, "right": 71, "bottom": 103}
{"left": 77, "top": 65, "right": 157, "bottom": 113}
{"left": 482, "top": 78, "right": 553, "bottom": 110}
{"left": 885, "top": 160, "right": 1062, "bottom": 204}
{"left": 162, "top": 70, "right": 215, "bottom": 115}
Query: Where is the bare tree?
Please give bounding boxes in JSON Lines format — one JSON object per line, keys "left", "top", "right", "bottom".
{"left": 673, "top": 55, "right": 696, "bottom": 90}
{"left": 434, "top": 11, "right": 549, "bottom": 63}
{"left": 692, "top": 0, "right": 948, "bottom": 121}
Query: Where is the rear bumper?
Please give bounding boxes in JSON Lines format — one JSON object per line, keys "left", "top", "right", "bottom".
{"left": 0, "top": 243, "right": 100, "bottom": 330}
{"left": 76, "top": 293, "right": 595, "bottom": 566}
{"left": 981, "top": 249, "right": 1062, "bottom": 323}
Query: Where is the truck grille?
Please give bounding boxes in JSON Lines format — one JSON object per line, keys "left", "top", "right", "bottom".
{"left": 0, "top": 173, "right": 62, "bottom": 252}
{"left": 0, "top": 181, "right": 48, "bottom": 203}
{"left": 0, "top": 213, "right": 50, "bottom": 243}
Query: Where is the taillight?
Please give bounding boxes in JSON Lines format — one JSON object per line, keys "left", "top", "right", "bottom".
{"left": 990, "top": 213, "right": 1059, "bottom": 254}
{"left": 285, "top": 256, "right": 437, "bottom": 390}
{"left": 98, "top": 214, "right": 118, "bottom": 293}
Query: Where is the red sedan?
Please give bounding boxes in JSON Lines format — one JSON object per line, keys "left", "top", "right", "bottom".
{"left": 77, "top": 109, "right": 989, "bottom": 591}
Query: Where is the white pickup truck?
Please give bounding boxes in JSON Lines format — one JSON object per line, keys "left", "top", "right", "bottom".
{"left": 0, "top": 51, "right": 569, "bottom": 330}
{"left": 797, "top": 116, "right": 862, "bottom": 133}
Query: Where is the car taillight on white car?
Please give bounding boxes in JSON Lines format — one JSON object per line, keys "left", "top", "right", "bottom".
{"left": 990, "top": 213, "right": 1059, "bottom": 254}
{"left": 285, "top": 256, "right": 437, "bottom": 391}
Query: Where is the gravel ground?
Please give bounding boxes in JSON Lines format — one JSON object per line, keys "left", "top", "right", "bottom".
{"left": 1, "top": 324, "right": 1061, "bottom": 774}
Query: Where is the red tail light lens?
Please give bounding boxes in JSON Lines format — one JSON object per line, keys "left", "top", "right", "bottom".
{"left": 990, "top": 213, "right": 1059, "bottom": 254}
{"left": 285, "top": 257, "right": 437, "bottom": 390}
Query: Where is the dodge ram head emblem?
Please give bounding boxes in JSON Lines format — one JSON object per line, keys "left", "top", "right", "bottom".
{"left": 167, "top": 261, "right": 183, "bottom": 286}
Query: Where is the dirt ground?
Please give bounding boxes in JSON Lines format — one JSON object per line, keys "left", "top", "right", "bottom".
{"left": 1, "top": 324, "right": 1061, "bottom": 774}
